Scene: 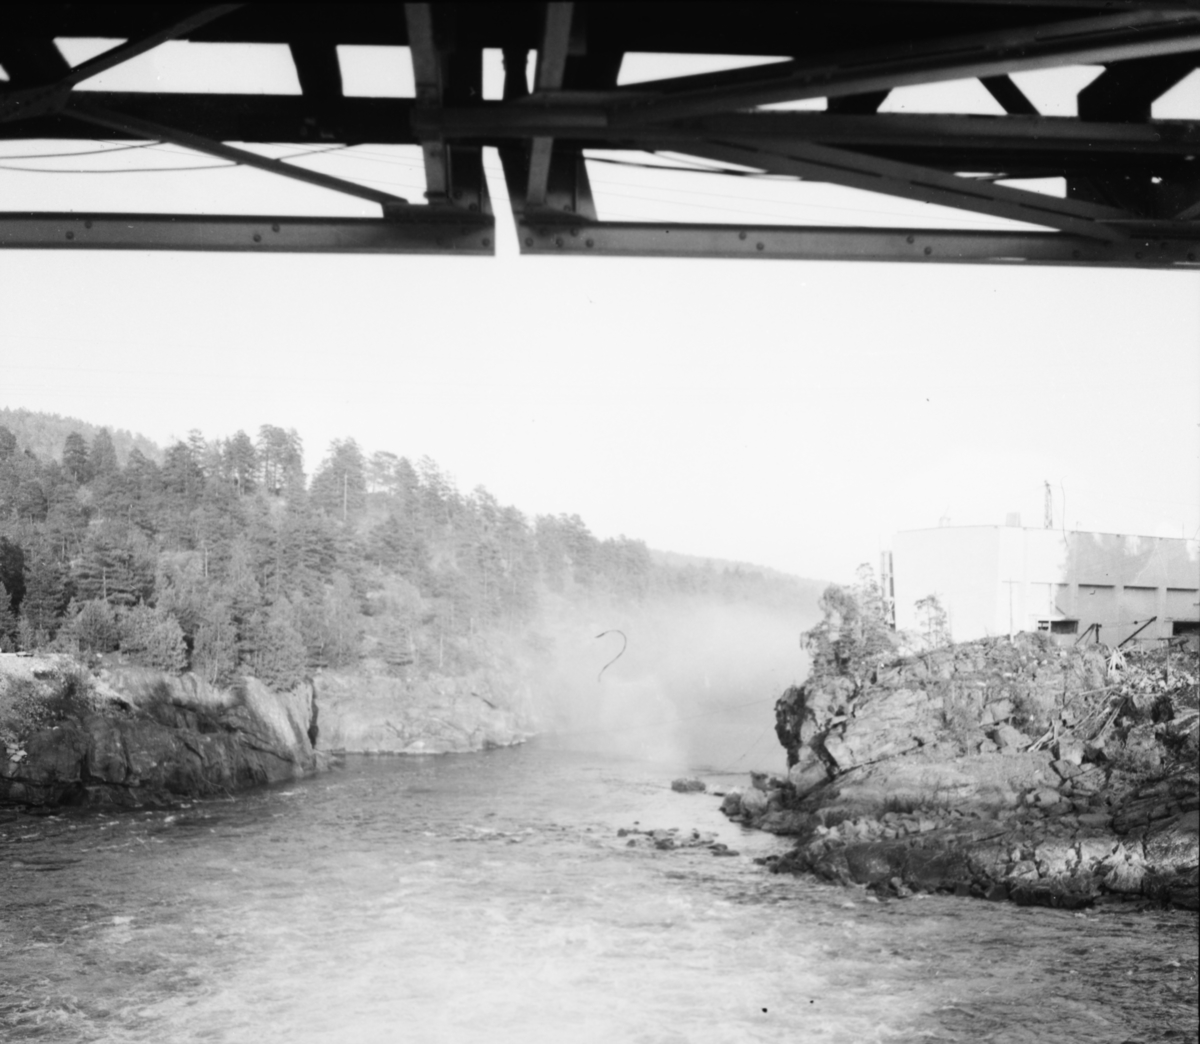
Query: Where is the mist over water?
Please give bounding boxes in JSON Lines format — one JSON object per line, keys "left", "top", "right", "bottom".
{"left": 526, "top": 596, "right": 814, "bottom": 771}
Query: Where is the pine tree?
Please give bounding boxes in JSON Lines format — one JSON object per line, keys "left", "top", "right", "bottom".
{"left": 366, "top": 450, "right": 401, "bottom": 495}
{"left": 62, "top": 432, "right": 90, "bottom": 484}
{"left": 154, "top": 550, "right": 207, "bottom": 641}
{"left": 534, "top": 515, "right": 568, "bottom": 593}
{"left": 0, "top": 537, "right": 25, "bottom": 611}
{"left": 119, "top": 604, "right": 187, "bottom": 672}
{"left": 310, "top": 438, "right": 367, "bottom": 521}
{"left": 72, "top": 528, "right": 155, "bottom": 607}
{"left": 216, "top": 540, "right": 265, "bottom": 666}
{"left": 366, "top": 507, "right": 429, "bottom": 585}
{"left": 0, "top": 451, "right": 49, "bottom": 525}
{"left": 20, "top": 552, "right": 68, "bottom": 644}
{"left": 192, "top": 601, "right": 237, "bottom": 685}
{"left": 89, "top": 429, "right": 119, "bottom": 477}
{"left": 257, "top": 425, "right": 304, "bottom": 496}
{"left": 162, "top": 441, "right": 205, "bottom": 504}
{"left": 804, "top": 565, "right": 898, "bottom": 685}
{"left": 247, "top": 600, "right": 307, "bottom": 690}
{"left": 915, "top": 594, "right": 951, "bottom": 647}
{"left": 320, "top": 574, "right": 362, "bottom": 668}
{"left": 122, "top": 449, "right": 163, "bottom": 534}
{"left": 0, "top": 579, "right": 17, "bottom": 650}
{"left": 223, "top": 431, "right": 258, "bottom": 495}
{"left": 70, "top": 599, "right": 120, "bottom": 654}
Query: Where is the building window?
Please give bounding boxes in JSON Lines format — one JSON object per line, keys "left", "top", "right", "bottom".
{"left": 1172, "top": 620, "right": 1200, "bottom": 636}
{"left": 1037, "top": 619, "right": 1079, "bottom": 635}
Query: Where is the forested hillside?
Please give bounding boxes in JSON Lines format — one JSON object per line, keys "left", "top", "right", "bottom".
{"left": 0, "top": 407, "right": 160, "bottom": 466}
{"left": 0, "top": 416, "right": 823, "bottom": 694}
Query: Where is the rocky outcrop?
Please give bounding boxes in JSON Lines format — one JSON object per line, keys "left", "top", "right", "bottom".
{"left": 315, "top": 667, "right": 534, "bottom": 755}
{"left": 0, "top": 655, "right": 321, "bottom": 808}
{"left": 729, "top": 635, "right": 1199, "bottom": 910}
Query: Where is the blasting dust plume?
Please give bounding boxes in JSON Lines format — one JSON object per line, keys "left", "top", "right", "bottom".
{"left": 595, "top": 629, "right": 627, "bottom": 682}
{"left": 522, "top": 594, "right": 823, "bottom": 772}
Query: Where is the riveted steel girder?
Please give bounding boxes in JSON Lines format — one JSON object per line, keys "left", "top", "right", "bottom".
{"left": 0, "top": 2, "right": 1198, "bottom": 263}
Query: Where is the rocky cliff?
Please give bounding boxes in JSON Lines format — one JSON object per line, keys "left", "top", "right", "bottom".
{"left": 721, "top": 634, "right": 1199, "bottom": 910}
{"left": 0, "top": 652, "right": 537, "bottom": 808}
{"left": 0, "top": 654, "right": 321, "bottom": 808}
{"left": 316, "top": 667, "right": 535, "bottom": 754}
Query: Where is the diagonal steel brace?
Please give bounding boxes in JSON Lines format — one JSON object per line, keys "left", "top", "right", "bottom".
{"left": 65, "top": 98, "right": 410, "bottom": 213}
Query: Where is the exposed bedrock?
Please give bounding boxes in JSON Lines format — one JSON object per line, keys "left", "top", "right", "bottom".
{"left": 315, "top": 668, "right": 535, "bottom": 755}
{"left": 0, "top": 659, "right": 322, "bottom": 808}
{"left": 726, "top": 634, "right": 1199, "bottom": 910}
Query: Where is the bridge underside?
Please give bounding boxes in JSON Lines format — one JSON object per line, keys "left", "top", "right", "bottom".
{"left": 2, "top": 2, "right": 1199, "bottom": 267}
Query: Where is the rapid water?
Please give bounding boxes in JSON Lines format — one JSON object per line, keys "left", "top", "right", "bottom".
{"left": 1, "top": 743, "right": 1196, "bottom": 1044}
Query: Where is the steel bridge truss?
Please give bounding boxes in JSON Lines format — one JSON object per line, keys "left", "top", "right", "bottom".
{"left": 1, "top": 2, "right": 1198, "bottom": 267}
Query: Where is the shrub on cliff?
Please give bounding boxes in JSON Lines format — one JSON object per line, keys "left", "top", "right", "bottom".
{"left": 804, "top": 565, "right": 898, "bottom": 685}
{"left": 119, "top": 604, "right": 188, "bottom": 673}
{"left": 245, "top": 602, "right": 308, "bottom": 691}
{"left": 68, "top": 599, "right": 120, "bottom": 655}
{"left": 1, "top": 668, "right": 99, "bottom": 744}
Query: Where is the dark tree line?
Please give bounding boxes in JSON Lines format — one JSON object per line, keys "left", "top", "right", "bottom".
{"left": 0, "top": 418, "right": 813, "bottom": 689}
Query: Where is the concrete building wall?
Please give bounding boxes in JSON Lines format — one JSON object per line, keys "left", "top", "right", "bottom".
{"left": 893, "top": 526, "right": 1200, "bottom": 646}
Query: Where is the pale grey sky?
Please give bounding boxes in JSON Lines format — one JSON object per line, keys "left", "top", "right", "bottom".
{"left": 1, "top": 45, "right": 1197, "bottom": 581}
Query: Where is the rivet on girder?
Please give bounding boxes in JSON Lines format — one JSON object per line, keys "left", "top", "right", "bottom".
{"left": 84, "top": 221, "right": 92, "bottom": 230}
{"left": 555, "top": 237, "right": 564, "bottom": 247}
{"left": 756, "top": 242, "right": 764, "bottom": 251}
{"left": 272, "top": 224, "right": 281, "bottom": 233}
{"left": 924, "top": 246, "right": 932, "bottom": 255}
{"left": 65, "top": 231, "right": 74, "bottom": 240}
{"left": 1135, "top": 251, "right": 1142, "bottom": 259}
{"left": 482, "top": 238, "right": 491, "bottom": 248}
{"left": 570, "top": 227, "right": 579, "bottom": 237}
{"left": 907, "top": 235, "right": 915, "bottom": 245}
{"left": 738, "top": 231, "right": 747, "bottom": 240}
{"left": 254, "top": 234, "right": 262, "bottom": 243}
{"left": 524, "top": 237, "right": 533, "bottom": 247}
{"left": 586, "top": 239, "right": 594, "bottom": 248}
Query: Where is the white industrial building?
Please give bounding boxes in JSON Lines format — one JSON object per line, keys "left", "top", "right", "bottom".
{"left": 889, "top": 525, "right": 1200, "bottom": 647}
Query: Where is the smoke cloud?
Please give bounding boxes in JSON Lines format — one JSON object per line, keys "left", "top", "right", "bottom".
{"left": 523, "top": 593, "right": 821, "bottom": 773}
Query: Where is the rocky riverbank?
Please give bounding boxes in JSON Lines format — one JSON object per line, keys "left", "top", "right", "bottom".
{"left": 0, "top": 652, "right": 536, "bottom": 809}
{"left": 316, "top": 667, "right": 535, "bottom": 755}
{"left": 720, "top": 634, "right": 1199, "bottom": 910}
{"left": 0, "top": 653, "right": 323, "bottom": 808}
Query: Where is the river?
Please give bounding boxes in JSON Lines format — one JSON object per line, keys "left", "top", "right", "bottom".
{"left": 1, "top": 742, "right": 1196, "bottom": 1043}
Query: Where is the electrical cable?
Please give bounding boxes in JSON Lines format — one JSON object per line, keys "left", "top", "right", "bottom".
{"left": 0, "top": 134, "right": 1091, "bottom": 231}
{"left": 713, "top": 723, "right": 774, "bottom": 774}
{"left": 0, "top": 141, "right": 352, "bottom": 175}
{"left": 0, "top": 142, "right": 160, "bottom": 161}
{"left": 586, "top": 154, "right": 771, "bottom": 177}
{"left": 261, "top": 145, "right": 1016, "bottom": 226}
{"left": 0, "top": 161, "right": 236, "bottom": 173}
